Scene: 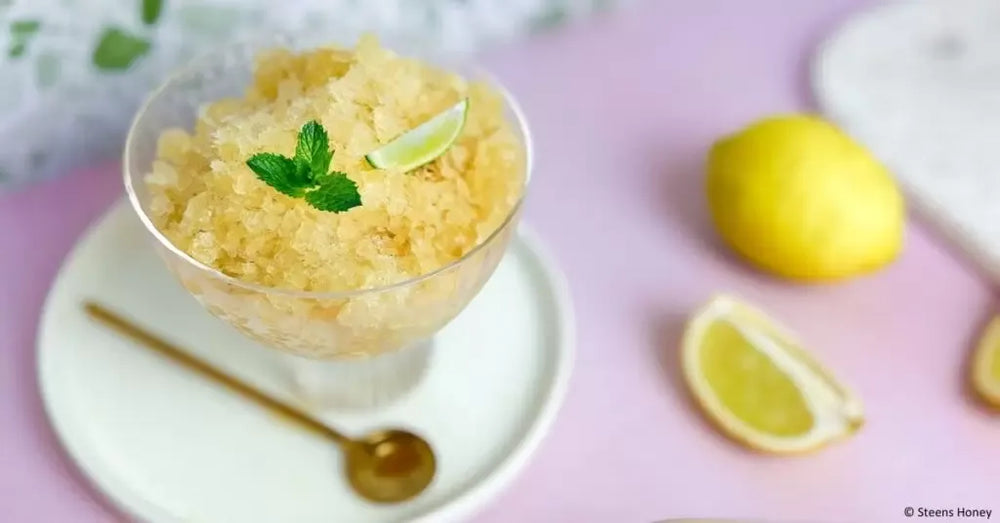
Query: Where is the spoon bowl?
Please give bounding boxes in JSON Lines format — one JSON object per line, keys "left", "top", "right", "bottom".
{"left": 345, "top": 429, "right": 437, "bottom": 503}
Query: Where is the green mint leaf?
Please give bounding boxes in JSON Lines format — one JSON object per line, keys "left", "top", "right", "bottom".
{"left": 295, "top": 120, "right": 332, "bottom": 182}
{"left": 246, "top": 153, "right": 311, "bottom": 197}
{"left": 9, "top": 19, "right": 40, "bottom": 58}
{"left": 92, "top": 27, "right": 151, "bottom": 71}
{"left": 141, "top": 0, "right": 164, "bottom": 25}
{"left": 8, "top": 42, "right": 25, "bottom": 58}
{"left": 11, "top": 20, "right": 40, "bottom": 36}
{"left": 304, "top": 172, "right": 362, "bottom": 213}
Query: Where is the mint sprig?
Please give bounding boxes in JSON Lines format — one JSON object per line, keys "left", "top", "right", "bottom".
{"left": 245, "top": 120, "right": 362, "bottom": 213}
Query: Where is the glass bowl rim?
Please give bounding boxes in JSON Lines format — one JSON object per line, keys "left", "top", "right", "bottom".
{"left": 122, "top": 37, "right": 534, "bottom": 300}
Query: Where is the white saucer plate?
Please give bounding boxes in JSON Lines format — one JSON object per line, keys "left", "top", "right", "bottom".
{"left": 37, "top": 199, "right": 575, "bottom": 523}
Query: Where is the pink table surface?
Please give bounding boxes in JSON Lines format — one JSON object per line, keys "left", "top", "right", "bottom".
{"left": 3, "top": 1, "right": 999, "bottom": 521}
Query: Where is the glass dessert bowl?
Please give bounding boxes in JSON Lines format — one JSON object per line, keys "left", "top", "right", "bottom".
{"left": 123, "top": 36, "right": 531, "bottom": 409}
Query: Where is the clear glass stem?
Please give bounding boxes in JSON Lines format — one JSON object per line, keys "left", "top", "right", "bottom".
{"left": 283, "top": 339, "right": 434, "bottom": 410}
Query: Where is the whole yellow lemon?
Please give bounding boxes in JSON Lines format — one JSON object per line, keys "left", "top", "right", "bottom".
{"left": 706, "top": 114, "right": 904, "bottom": 281}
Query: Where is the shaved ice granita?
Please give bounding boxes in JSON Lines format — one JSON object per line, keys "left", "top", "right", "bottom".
{"left": 124, "top": 35, "right": 530, "bottom": 408}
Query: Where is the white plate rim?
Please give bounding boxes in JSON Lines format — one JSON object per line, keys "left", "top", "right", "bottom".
{"left": 36, "top": 199, "right": 576, "bottom": 523}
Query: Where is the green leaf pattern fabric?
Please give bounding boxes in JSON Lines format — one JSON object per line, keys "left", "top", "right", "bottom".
{"left": 0, "top": 0, "right": 621, "bottom": 191}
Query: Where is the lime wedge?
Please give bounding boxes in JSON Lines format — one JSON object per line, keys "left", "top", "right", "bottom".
{"left": 365, "top": 98, "right": 469, "bottom": 171}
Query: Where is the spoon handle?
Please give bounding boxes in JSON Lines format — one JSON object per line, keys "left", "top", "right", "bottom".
{"left": 83, "top": 301, "right": 351, "bottom": 446}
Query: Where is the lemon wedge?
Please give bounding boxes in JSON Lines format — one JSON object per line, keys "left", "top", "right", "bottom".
{"left": 365, "top": 98, "right": 468, "bottom": 172}
{"left": 972, "top": 316, "right": 1000, "bottom": 408}
{"left": 681, "top": 295, "right": 864, "bottom": 454}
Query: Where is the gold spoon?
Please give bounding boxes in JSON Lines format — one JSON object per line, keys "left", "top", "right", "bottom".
{"left": 83, "top": 301, "right": 436, "bottom": 504}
